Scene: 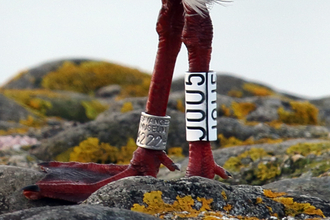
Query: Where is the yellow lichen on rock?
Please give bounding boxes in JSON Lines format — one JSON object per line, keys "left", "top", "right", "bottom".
{"left": 223, "top": 204, "right": 232, "bottom": 212}
{"left": 255, "top": 162, "right": 281, "bottom": 181}
{"left": 69, "top": 137, "right": 118, "bottom": 163}
{"left": 19, "top": 115, "right": 44, "bottom": 127}
{"left": 243, "top": 83, "right": 273, "bottom": 97}
{"left": 277, "top": 101, "right": 318, "bottom": 125}
{"left": 66, "top": 137, "right": 137, "bottom": 164}
{"left": 116, "top": 137, "right": 137, "bottom": 164}
{"left": 227, "top": 89, "right": 243, "bottom": 98}
{"left": 218, "top": 134, "right": 283, "bottom": 148}
{"left": 120, "top": 102, "right": 134, "bottom": 113}
{"left": 168, "top": 147, "right": 184, "bottom": 158}
{"left": 256, "top": 197, "right": 263, "bottom": 204}
{"left": 264, "top": 189, "right": 324, "bottom": 218}
{"left": 273, "top": 197, "right": 324, "bottom": 217}
{"left": 221, "top": 104, "right": 231, "bottom": 117}
{"left": 263, "top": 189, "right": 287, "bottom": 198}
{"left": 2, "top": 89, "right": 59, "bottom": 115}
{"left": 131, "top": 190, "right": 214, "bottom": 218}
{"left": 176, "top": 99, "right": 185, "bottom": 113}
{"left": 41, "top": 61, "right": 151, "bottom": 98}
{"left": 81, "top": 100, "right": 108, "bottom": 119}
{"left": 232, "top": 102, "right": 256, "bottom": 119}
{"left": 286, "top": 142, "right": 330, "bottom": 156}
{"left": 224, "top": 148, "right": 269, "bottom": 172}
{"left": 221, "top": 191, "right": 227, "bottom": 201}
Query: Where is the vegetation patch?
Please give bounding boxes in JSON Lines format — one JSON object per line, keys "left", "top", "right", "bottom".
{"left": 286, "top": 142, "right": 330, "bottom": 156}
{"left": 120, "top": 102, "right": 134, "bottom": 113}
{"left": 277, "top": 101, "right": 318, "bottom": 125}
{"left": 223, "top": 148, "right": 270, "bottom": 172}
{"left": 218, "top": 134, "right": 283, "bottom": 148}
{"left": 2, "top": 89, "right": 60, "bottom": 116}
{"left": 264, "top": 190, "right": 324, "bottom": 218}
{"left": 56, "top": 137, "right": 137, "bottom": 164}
{"left": 131, "top": 190, "right": 219, "bottom": 219}
{"left": 41, "top": 61, "right": 151, "bottom": 98}
{"left": 176, "top": 99, "right": 185, "bottom": 113}
{"left": 81, "top": 100, "right": 108, "bottom": 119}
{"left": 167, "top": 147, "right": 184, "bottom": 158}
{"left": 227, "top": 89, "right": 243, "bottom": 98}
{"left": 243, "top": 83, "right": 273, "bottom": 97}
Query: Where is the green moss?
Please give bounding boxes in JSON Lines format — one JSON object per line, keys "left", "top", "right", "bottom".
{"left": 278, "top": 101, "right": 318, "bottom": 125}
{"left": 41, "top": 61, "right": 151, "bottom": 98}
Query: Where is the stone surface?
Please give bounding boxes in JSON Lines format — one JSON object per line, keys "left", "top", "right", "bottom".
{"left": 84, "top": 176, "right": 330, "bottom": 219}
{"left": 0, "top": 205, "right": 159, "bottom": 220}
{"left": 0, "top": 165, "right": 70, "bottom": 215}
{"left": 96, "top": 84, "right": 122, "bottom": 98}
{"left": 263, "top": 176, "right": 330, "bottom": 202}
{"left": 0, "top": 94, "right": 33, "bottom": 122}
{"left": 2, "top": 59, "right": 91, "bottom": 89}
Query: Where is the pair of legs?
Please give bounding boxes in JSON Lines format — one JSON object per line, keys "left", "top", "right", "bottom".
{"left": 23, "top": 0, "right": 229, "bottom": 203}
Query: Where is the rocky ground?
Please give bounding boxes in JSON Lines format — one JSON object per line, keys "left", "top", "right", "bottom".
{"left": 0, "top": 59, "right": 330, "bottom": 219}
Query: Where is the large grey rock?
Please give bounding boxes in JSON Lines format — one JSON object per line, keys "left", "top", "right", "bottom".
{"left": 2, "top": 59, "right": 91, "bottom": 89}
{"left": 263, "top": 176, "right": 330, "bottom": 202}
{"left": 0, "top": 165, "right": 66, "bottom": 215}
{"left": 85, "top": 176, "right": 330, "bottom": 219}
{"left": 0, "top": 205, "right": 159, "bottom": 220}
{"left": 30, "top": 109, "right": 187, "bottom": 161}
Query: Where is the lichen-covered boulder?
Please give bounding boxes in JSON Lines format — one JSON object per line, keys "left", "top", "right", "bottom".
{"left": 0, "top": 165, "right": 68, "bottom": 215}
{"left": 263, "top": 176, "right": 330, "bottom": 202}
{"left": 2, "top": 59, "right": 151, "bottom": 98}
{"left": 214, "top": 139, "right": 330, "bottom": 185}
{"left": 84, "top": 176, "right": 329, "bottom": 219}
{"left": 30, "top": 109, "right": 187, "bottom": 161}
{"left": 0, "top": 205, "right": 160, "bottom": 220}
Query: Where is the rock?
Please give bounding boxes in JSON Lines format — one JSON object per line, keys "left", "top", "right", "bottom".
{"left": 30, "top": 109, "right": 187, "bottom": 161}
{"left": 263, "top": 176, "right": 330, "bottom": 202}
{"left": 0, "top": 205, "right": 160, "bottom": 220}
{"left": 0, "top": 135, "right": 39, "bottom": 150}
{"left": 311, "top": 96, "right": 330, "bottom": 128}
{"left": 84, "top": 176, "right": 329, "bottom": 219}
{"left": 96, "top": 84, "right": 121, "bottom": 98}
{"left": 0, "top": 165, "right": 71, "bottom": 215}
{"left": 213, "top": 139, "right": 330, "bottom": 185}
{"left": 0, "top": 94, "right": 34, "bottom": 122}
{"left": 2, "top": 59, "right": 91, "bottom": 89}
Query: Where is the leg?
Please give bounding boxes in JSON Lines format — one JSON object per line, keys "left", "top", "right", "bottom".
{"left": 146, "top": 0, "right": 184, "bottom": 115}
{"left": 23, "top": 0, "right": 184, "bottom": 203}
{"left": 182, "top": 2, "right": 231, "bottom": 179}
